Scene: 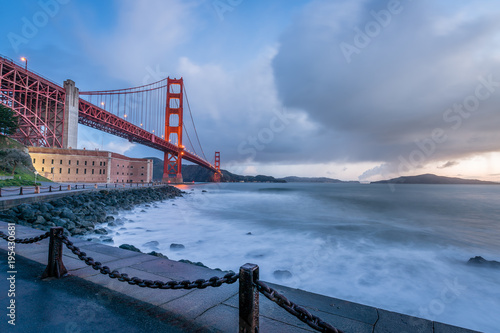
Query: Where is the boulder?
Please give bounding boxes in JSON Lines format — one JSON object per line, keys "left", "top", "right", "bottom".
{"left": 170, "top": 243, "right": 185, "bottom": 250}
{"left": 148, "top": 251, "right": 168, "bottom": 259}
{"left": 64, "top": 220, "right": 76, "bottom": 231}
{"left": 34, "top": 215, "right": 46, "bottom": 225}
{"left": 467, "top": 256, "right": 500, "bottom": 268}
{"left": 273, "top": 270, "right": 293, "bottom": 280}
{"left": 143, "top": 241, "right": 159, "bottom": 248}
{"left": 119, "top": 244, "right": 141, "bottom": 252}
{"left": 94, "top": 228, "right": 108, "bottom": 235}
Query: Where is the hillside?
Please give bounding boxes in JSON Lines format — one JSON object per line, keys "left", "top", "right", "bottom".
{"left": 145, "top": 158, "right": 285, "bottom": 182}
{"left": 371, "top": 174, "right": 499, "bottom": 185}
{"left": 0, "top": 135, "right": 50, "bottom": 186}
{"left": 279, "top": 176, "right": 359, "bottom": 183}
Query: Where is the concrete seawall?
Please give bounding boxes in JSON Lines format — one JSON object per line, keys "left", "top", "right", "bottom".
{"left": 0, "top": 189, "right": 88, "bottom": 210}
{"left": 0, "top": 221, "right": 480, "bottom": 333}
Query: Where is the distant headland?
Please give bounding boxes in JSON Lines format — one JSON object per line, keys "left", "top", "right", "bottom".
{"left": 371, "top": 173, "right": 499, "bottom": 185}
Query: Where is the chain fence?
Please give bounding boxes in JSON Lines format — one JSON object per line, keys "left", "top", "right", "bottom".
{"left": 58, "top": 233, "right": 239, "bottom": 289}
{"left": 255, "top": 279, "right": 344, "bottom": 333}
{"left": 0, "top": 230, "right": 50, "bottom": 243}
{"left": 0, "top": 182, "right": 162, "bottom": 197}
{"left": 0, "top": 227, "right": 344, "bottom": 332}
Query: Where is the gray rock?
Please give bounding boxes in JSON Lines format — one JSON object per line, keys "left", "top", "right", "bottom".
{"left": 52, "top": 217, "right": 67, "bottom": 227}
{"left": 143, "top": 241, "right": 159, "bottom": 248}
{"left": 35, "top": 215, "right": 46, "bottom": 225}
{"left": 64, "top": 221, "right": 76, "bottom": 231}
{"left": 119, "top": 244, "right": 141, "bottom": 252}
{"left": 170, "top": 243, "right": 185, "bottom": 250}
{"left": 273, "top": 270, "right": 293, "bottom": 280}
{"left": 60, "top": 207, "right": 76, "bottom": 220}
{"left": 148, "top": 251, "right": 168, "bottom": 258}
{"left": 467, "top": 256, "right": 500, "bottom": 268}
{"left": 94, "top": 228, "right": 108, "bottom": 235}
{"left": 105, "top": 216, "right": 115, "bottom": 222}
{"left": 72, "top": 228, "right": 86, "bottom": 235}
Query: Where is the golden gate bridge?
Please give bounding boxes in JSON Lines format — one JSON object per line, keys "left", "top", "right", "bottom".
{"left": 0, "top": 55, "right": 221, "bottom": 183}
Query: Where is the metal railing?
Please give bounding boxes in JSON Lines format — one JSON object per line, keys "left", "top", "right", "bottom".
{"left": 0, "top": 227, "right": 343, "bottom": 333}
{"left": 0, "top": 182, "right": 163, "bottom": 197}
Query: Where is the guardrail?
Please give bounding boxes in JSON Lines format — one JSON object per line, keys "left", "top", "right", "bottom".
{"left": 1, "top": 227, "right": 343, "bottom": 333}
{"left": 0, "top": 182, "right": 164, "bottom": 198}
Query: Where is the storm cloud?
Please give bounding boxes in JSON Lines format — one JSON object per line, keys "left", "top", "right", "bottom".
{"left": 272, "top": 0, "right": 500, "bottom": 176}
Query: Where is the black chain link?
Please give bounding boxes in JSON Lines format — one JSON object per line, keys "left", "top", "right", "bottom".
{"left": 255, "top": 280, "right": 344, "bottom": 333}
{"left": 58, "top": 234, "right": 239, "bottom": 289}
{"left": 0, "top": 188, "right": 22, "bottom": 192}
{"left": 0, "top": 231, "right": 51, "bottom": 243}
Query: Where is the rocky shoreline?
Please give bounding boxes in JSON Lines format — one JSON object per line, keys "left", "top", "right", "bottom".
{"left": 0, "top": 185, "right": 183, "bottom": 236}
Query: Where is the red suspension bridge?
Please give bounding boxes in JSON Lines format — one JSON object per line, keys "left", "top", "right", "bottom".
{"left": 0, "top": 55, "right": 221, "bottom": 183}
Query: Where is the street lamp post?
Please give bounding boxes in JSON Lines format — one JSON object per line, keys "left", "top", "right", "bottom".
{"left": 21, "top": 57, "right": 28, "bottom": 71}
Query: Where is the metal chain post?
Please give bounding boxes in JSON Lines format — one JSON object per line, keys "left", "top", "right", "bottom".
{"left": 19, "top": 187, "right": 23, "bottom": 195}
{"left": 239, "top": 263, "right": 259, "bottom": 333}
{"left": 42, "top": 227, "right": 68, "bottom": 278}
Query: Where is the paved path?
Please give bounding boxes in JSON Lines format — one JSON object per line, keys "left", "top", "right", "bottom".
{"left": 0, "top": 221, "right": 481, "bottom": 333}
{"left": 0, "top": 251, "right": 189, "bottom": 333}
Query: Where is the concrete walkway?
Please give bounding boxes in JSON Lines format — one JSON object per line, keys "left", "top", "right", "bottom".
{"left": 0, "top": 182, "right": 157, "bottom": 210}
{"left": 0, "top": 221, "right": 480, "bottom": 333}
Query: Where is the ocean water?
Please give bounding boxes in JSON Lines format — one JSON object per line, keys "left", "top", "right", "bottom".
{"left": 91, "top": 183, "right": 500, "bottom": 332}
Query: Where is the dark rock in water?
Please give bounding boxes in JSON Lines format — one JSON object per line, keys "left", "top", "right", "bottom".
{"left": 148, "top": 251, "right": 168, "bottom": 259}
{"left": 100, "top": 236, "right": 113, "bottom": 243}
{"left": 273, "top": 270, "right": 292, "bottom": 280}
{"left": 115, "top": 218, "right": 125, "bottom": 225}
{"left": 467, "top": 256, "right": 500, "bottom": 268}
{"left": 202, "top": 190, "right": 207, "bottom": 193}
{"left": 94, "top": 228, "right": 108, "bottom": 235}
{"left": 143, "top": 241, "right": 159, "bottom": 248}
{"left": 105, "top": 216, "right": 115, "bottom": 222}
{"left": 140, "top": 209, "right": 146, "bottom": 213}
{"left": 107, "top": 221, "right": 117, "bottom": 227}
{"left": 170, "top": 243, "right": 185, "bottom": 250}
{"left": 119, "top": 244, "right": 141, "bottom": 252}
{"left": 246, "top": 232, "right": 252, "bottom": 235}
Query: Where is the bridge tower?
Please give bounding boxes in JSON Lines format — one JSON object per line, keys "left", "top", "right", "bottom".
{"left": 163, "top": 78, "right": 184, "bottom": 183}
{"left": 213, "top": 151, "right": 221, "bottom": 182}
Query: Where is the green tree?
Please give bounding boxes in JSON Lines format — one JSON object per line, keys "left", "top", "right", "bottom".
{"left": 0, "top": 149, "right": 35, "bottom": 175}
{"left": 0, "top": 104, "right": 19, "bottom": 135}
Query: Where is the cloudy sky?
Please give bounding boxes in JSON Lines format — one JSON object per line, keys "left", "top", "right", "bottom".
{"left": 2, "top": 0, "right": 500, "bottom": 181}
